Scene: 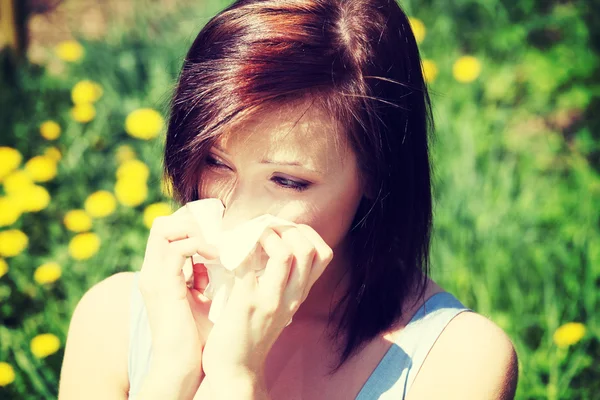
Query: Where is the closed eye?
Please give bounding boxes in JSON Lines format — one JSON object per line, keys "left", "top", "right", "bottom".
{"left": 206, "top": 156, "right": 311, "bottom": 192}
{"left": 271, "top": 176, "right": 310, "bottom": 192}
{"left": 205, "top": 155, "right": 231, "bottom": 170}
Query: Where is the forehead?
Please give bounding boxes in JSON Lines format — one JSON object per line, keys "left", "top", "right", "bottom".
{"left": 216, "top": 99, "right": 349, "bottom": 170}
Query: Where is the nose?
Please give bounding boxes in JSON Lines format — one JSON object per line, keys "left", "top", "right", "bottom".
{"left": 220, "top": 179, "right": 270, "bottom": 231}
{"left": 221, "top": 198, "right": 254, "bottom": 231}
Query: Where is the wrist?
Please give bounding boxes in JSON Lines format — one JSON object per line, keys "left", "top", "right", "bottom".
{"left": 138, "top": 362, "right": 204, "bottom": 400}
{"left": 150, "top": 350, "right": 204, "bottom": 381}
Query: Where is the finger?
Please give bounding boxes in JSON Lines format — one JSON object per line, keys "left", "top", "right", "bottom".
{"left": 185, "top": 288, "right": 213, "bottom": 338}
{"left": 142, "top": 237, "right": 218, "bottom": 282}
{"left": 257, "top": 228, "right": 294, "bottom": 298}
{"left": 171, "top": 204, "right": 188, "bottom": 217}
{"left": 164, "top": 237, "right": 218, "bottom": 277}
{"left": 183, "top": 256, "right": 194, "bottom": 287}
{"left": 271, "top": 226, "right": 315, "bottom": 306}
{"left": 295, "top": 224, "right": 334, "bottom": 300}
{"left": 149, "top": 214, "right": 204, "bottom": 243}
{"left": 146, "top": 213, "right": 217, "bottom": 262}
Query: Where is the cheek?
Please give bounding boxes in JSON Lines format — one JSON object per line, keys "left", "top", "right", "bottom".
{"left": 275, "top": 193, "right": 361, "bottom": 251}
{"left": 310, "top": 172, "right": 364, "bottom": 250}
{"left": 197, "top": 170, "right": 232, "bottom": 200}
{"left": 310, "top": 198, "right": 360, "bottom": 250}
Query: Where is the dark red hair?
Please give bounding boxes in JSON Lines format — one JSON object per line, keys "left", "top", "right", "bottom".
{"left": 164, "top": 0, "right": 434, "bottom": 373}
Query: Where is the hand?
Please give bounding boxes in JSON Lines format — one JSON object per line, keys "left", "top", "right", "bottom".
{"left": 200, "top": 224, "right": 334, "bottom": 383}
{"left": 137, "top": 205, "right": 218, "bottom": 394}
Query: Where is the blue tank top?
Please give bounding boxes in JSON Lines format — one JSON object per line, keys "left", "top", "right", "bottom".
{"left": 127, "top": 271, "right": 471, "bottom": 399}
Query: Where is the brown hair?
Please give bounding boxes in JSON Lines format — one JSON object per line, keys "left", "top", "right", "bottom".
{"left": 164, "top": 0, "right": 434, "bottom": 374}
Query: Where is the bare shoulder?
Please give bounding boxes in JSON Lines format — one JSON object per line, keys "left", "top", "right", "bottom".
{"left": 58, "top": 271, "right": 137, "bottom": 400}
{"left": 406, "top": 311, "right": 519, "bottom": 400}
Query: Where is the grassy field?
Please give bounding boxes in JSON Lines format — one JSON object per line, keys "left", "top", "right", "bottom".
{"left": 0, "top": 0, "right": 599, "bottom": 398}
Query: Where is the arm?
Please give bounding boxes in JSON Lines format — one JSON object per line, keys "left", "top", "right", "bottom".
{"left": 58, "top": 272, "right": 134, "bottom": 400}
{"left": 59, "top": 271, "right": 206, "bottom": 400}
{"left": 136, "top": 365, "right": 204, "bottom": 400}
{"left": 195, "top": 371, "right": 271, "bottom": 400}
{"left": 406, "top": 312, "right": 519, "bottom": 400}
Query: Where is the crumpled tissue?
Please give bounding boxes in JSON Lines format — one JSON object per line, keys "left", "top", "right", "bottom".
{"left": 182, "top": 198, "right": 297, "bottom": 326}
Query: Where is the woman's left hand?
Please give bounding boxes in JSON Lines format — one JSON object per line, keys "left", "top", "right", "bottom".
{"left": 199, "top": 223, "right": 334, "bottom": 386}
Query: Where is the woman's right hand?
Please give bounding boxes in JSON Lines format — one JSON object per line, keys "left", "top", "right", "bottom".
{"left": 137, "top": 205, "right": 218, "bottom": 397}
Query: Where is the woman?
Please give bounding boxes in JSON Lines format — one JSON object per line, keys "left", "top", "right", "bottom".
{"left": 58, "top": 0, "right": 518, "bottom": 399}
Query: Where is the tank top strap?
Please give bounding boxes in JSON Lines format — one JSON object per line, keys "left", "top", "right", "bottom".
{"left": 127, "top": 271, "right": 153, "bottom": 400}
{"left": 355, "top": 292, "right": 471, "bottom": 399}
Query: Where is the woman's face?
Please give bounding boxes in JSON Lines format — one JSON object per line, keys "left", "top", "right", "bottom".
{"left": 197, "top": 99, "right": 364, "bottom": 253}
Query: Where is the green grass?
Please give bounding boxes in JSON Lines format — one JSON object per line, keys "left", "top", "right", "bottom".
{"left": 0, "top": 0, "right": 599, "bottom": 398}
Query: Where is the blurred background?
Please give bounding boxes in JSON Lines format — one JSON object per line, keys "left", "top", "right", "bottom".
{"left": 0, "top": 0, "right": 599, "bottom": 398}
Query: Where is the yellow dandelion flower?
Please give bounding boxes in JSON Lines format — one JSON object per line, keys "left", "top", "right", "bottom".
{"left": 39, "top": 120, "right": 61, "bottom": 140}
{"left": 44, "top": 147, "right": 62, "bottom": 162}
{"left": 453, "top": 55, "right": 482, "bottom": 83}
{"left": 0, "top": 147, "right": 22, "bottom": 181}
{"left": 24, "top": 155, "right": 58, "bottom": 182}
{"left": 55, "top": 40, "right": 84, "bottom": 62}
{"left": 13, "top": 185, "right": 51, "bottom": 212}
{"left": 143, "top": 202, "right": 173, "bottom": 229}
{"left": 71, "top": 103, "right": 96, "bottom": 123}
{"left": 63, "top": 210, "right": 92, "bottom": 232}
{"left": 408, "top": 17, "right": 426, "bottom": 44}
{"left": 0, "top": 362, "right": 15, "bottom": 386}
{"left": 553, "top": 322, "right": 586, "bottom": 348}
{"left": 68, "top": 232, "right": 100, "bottom": 260}
{"left": 0, "top": 196, "right": 22, "bottom": 227}
{"left": 161, "top": 175, "right": 174, "bottom": 198}
{"left": 0, "top": 229, "right": 28, "bottom": 257}
{"left": 0, "top": 258, "right": 8, "bottom": 279}
{"left": 422, "top": 59, "right": 438, "bottom": 83}
{"left": 3, "top": 170, "right": 34, "bottom": 195}
{"left": 116, "top": 159, "right": 150, "bottom": 182}
{"left": 115, "top": 179, "right": 148, "bottom": 207}
{"left": 84, "top": 190, "right": 117, "bottom": 218}
{"left": 115, "top": 145, "right": 136, "bottom": 164}
{"left": 125, "top": 108, "right": 164, "bottom": 140}
{"left": 71, "top": 80, "right": 103, "bottom": 104}
{"left": 34, "top": 262, "right": 62, "bottom": 284}
{"left": 30, "top": 333, "right": 61, "bottom": 358}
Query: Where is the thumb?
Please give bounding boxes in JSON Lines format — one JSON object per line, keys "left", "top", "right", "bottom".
{"left": 187, "top": 285, "right": 214, "bottom": 339}
{"left": 189, "top": 262, "right": 212, "bottom": 315}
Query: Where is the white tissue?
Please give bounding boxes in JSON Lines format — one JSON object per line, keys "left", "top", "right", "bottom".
{"left": 183, "top": 198, "right": 297, "bottom": 325}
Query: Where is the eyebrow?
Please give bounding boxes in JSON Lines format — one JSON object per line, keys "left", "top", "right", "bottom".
{"left": 212, "top": 143, "right": 322, "bottom": 175}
